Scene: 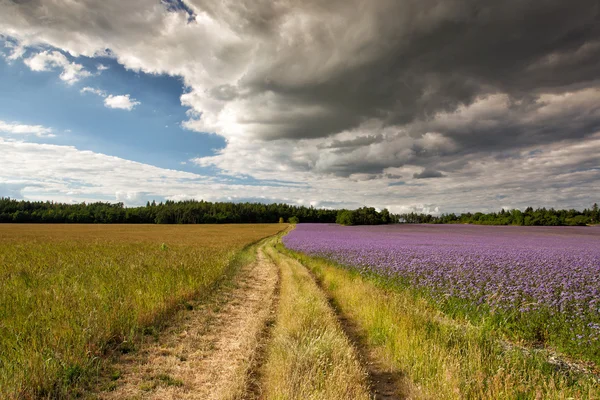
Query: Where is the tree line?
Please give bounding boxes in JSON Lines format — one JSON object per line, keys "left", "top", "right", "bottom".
{"left": 335, "top": 207, "right": 394, "bottom": 225}
{"left": 398, "top": 204, "right": 599, "bottom": 226}
{"left": 0, "top": 198, "right": 397, "bottom": 225}
{"left": 0, "top": 198, "right": 338, "bottom": 224}
{"left": 0, "top": 197, "right": 597, "bottom": 226}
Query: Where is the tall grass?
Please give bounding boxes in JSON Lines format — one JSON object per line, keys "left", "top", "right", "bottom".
{"left": 0, "top": 224, "right": 283, "bottom": 399}
{"left": 281, "top": 246, "right": 600, "bottom": 400}
{"left": 261, "top": 242, "right": 371, "bottom": 400}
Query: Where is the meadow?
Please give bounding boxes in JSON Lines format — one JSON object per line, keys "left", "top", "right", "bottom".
{"left": 0, "top": 224, "right": 283, "bottom": 399}
{"left": 283, "top": 224, "right": 600, "bottom": 365}
{"left": 282, "top": 224, "right": 600, "bottom": 398}
{"left": 3, "top": 222, "right": 599, "bottom": 399}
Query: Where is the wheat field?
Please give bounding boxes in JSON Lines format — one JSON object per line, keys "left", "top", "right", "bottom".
{"left": 0, "top": 224, "right": 283, "bottom": 399}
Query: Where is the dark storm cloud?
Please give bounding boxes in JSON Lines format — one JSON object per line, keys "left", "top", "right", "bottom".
{"left": 408, "top": 91, "right": 600, "bottom": 155}
{"left": 413, "top": 170, "right": 446, "bottom": 179}
{"left": 385, "top": 173, "right": 403, "bottom": 180}
{"left": 225, "top": 0, "right": 600, "bottom": 140}
{"left": 184, "top": 0, "right": 600, "bottom": 180}
{"left": 323, "top": 135, "right": 384, "bottom": 150}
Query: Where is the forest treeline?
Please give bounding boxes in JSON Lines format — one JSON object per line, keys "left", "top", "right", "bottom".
{"left": 398, "top": 204, "right": 599, "bottom": 226}
{"left": 0, "top": 197, "right": 337, "bottom": 224}
{"left": 0, "top": 197, "right": 597, "bottom": 226}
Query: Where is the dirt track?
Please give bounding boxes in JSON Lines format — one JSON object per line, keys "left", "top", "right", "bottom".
{"left": 96, "top": 242, "right": 279, "bottom": 400}
{"left": 93, "top": 237, "right": 405, "bottom": 399}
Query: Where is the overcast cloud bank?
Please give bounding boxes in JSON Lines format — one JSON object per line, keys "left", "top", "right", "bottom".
{"left": 0, "top": 0, "right": 598, "bottom": 212}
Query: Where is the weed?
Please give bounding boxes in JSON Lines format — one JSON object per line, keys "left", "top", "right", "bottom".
{"left": 155, "top": 373, "right": 184, "bottom": 387}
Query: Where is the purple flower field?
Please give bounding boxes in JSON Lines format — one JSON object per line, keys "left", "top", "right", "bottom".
{"left": 283, "top": 224, "right": 600, "bottom": 353}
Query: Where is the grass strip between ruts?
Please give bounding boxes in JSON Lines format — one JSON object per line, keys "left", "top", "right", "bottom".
{"left": 260, "top": 239, "right": 371, "bottom": 399}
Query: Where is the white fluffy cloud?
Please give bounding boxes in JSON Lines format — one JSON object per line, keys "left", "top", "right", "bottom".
{"left": 24, "top": 50, "right": 91, "bottom": 84}
{"left": 0, "top": 132, "right": 598, "bottom": 213}
{"left": 0, "top": 120, "right": 55, "bottom": 138}
{"left": 0, "top": 136, "right": 312, "bottom": 207}
{"left": 80, "top": 87, "right": 105, "bottom": 96}
{"left": 103, "top": 94, "right": 140, "bottom": 111}
{"left": 81, "top": 87, "right": 140, "bottom": 111}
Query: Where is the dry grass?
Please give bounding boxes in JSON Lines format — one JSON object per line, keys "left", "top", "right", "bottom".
{"left": 260, "top": 241, "right": 371, "bottom": 400}
{"left": 0, "top": 224, "right": 283, "bottom": 399}
{"left": 282, "top": 247, "right": 600, "bottom": 400}
{"left": 94, "top": 238, "right": 280, "bottom": 400}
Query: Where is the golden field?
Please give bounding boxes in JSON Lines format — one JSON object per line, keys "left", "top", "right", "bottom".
{"left": 0, "top": 224, "right": 283, "bottom": 399}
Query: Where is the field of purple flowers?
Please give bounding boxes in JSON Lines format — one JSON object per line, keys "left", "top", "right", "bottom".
{"left": 283, "top": 224, "right": 600, "bottom": 363}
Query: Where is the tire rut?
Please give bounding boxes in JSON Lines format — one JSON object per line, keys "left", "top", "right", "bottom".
{"left": 272, "top": 248, "right": 408, "bottom": 400}
{"left": 242, "top": 245, "right": 281, "bottom": 400}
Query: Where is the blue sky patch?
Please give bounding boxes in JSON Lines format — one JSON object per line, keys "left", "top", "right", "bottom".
{"left": 0, "top": 51, "right": 226, "bottom": 173}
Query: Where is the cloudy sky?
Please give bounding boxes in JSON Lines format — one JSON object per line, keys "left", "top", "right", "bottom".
{"left": 1, "top": 0, "right": 599, "bottom": 214}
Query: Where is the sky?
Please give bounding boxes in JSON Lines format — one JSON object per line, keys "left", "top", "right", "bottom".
{"left": 0, "top": 0, "right": 599, "bottom": 214}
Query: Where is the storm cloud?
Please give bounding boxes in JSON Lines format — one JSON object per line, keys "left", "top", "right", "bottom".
{"left": 1, "top": 0, "right": 599, "bottom": 211}
{"left": 414, "top": 170, "right": 446, "bottom": 179}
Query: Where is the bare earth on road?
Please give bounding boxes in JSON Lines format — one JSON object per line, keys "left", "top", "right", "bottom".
{"left": 95, "top": 243, "right": 279, "bottom": 400}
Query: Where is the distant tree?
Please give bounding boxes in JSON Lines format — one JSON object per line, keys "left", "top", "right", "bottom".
{"left": 336, "top": 210, "right": 354, "bottom": 226}
{"left": 511, "top": 209, "right": 524, "bottom": 226}
{"left": 155, "top": 209, "right": 171, "bottom": 224}
{"left": 288, "top": 216, "right": 299, "bottom": 224}
{"left": 12, "top": 210, "right": 28, "bottom": 223}
{"left": 279, "top": 217, "right": 285, "bottom": 224}
{"left": 565, "top": 215, "right": 588, "bottom": 226}
{"left": 380, "top": 208, "right": 391, "bottom": 224}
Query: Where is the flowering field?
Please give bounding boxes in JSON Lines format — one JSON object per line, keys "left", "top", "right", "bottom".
{"left": 283, "top": 224, "right": 600, "bottom": 363}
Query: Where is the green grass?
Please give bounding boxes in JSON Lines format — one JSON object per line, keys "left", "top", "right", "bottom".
{"left": 279, "top": 245, "right": 600, "bottom": 399}
{"left": 355, "top": 270, "right": 600, "bottom": 366}
{"left": 261, "top": 241, "right": 371, "bottom": 400}
{"left": 140, "top": 374, "right": 184, "bottom": 391}
{"left": 0, "top": 224, "right": 283, "bottom": 399}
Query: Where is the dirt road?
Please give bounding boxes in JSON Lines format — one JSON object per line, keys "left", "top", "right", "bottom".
{"left": 96, "top": 242, "right": 279, "bottom": 400}
{"left": 93, "top": 237, "right": 405, "bottom": 399}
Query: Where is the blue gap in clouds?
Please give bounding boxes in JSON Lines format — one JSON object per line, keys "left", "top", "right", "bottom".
{"left": 0, "top": 52, "right": 226, "bottom": 174}
{"left": 162, "top": 0, "right": 196, "bottom": 21}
